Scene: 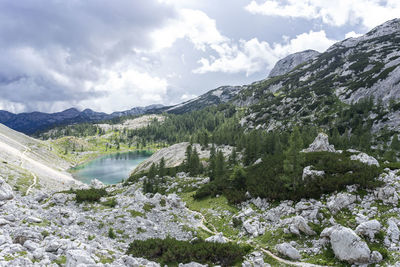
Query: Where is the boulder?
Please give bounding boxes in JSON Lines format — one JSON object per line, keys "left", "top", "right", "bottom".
{"left": 370, "top": 251, "right": 383, "bottom": 263}
{"left": 276, "top": 243, "right": 301, "bottom": 260}
{"left": 327, "top": 193, "right": 356, "bottom": 214}
{"left": 66, "top": 249, "right": 95, "bottom": 267}
{"left": 302, "top": 166, "right": 324, "bottom": 180}
{"left": 302, "top": 133, "right": 335, "bottom": 153}
{"left": 355, "top": 220, "right": 381, "bottom": 239}
{"left": 375, "top": 185, "right": 399, "bottom": 205}
{"left": 205, "top": 232, "right": 226, "bottom": 243}
{"left": 350, "top": 153, "right": 379, "bottom": 167}
{"left": 179, "top": 262, "right": 208, "bottom": 267}
{"left": 242, "top": 251, "right": 270, "bottom": 267}
{"left": 26, "top": 216, "right": 42, "bottom": 224}
{"left": 243, "top": 219, "right": 265, "bottom": 237}
{"left": 0, "top": 177, "right": 13, "bottom": 204}
{"left": 289, "top": 216, "right": 316, "bottom": 236}
{"left": 321, "top": 225, "right": 371, "bottom": 264}
{"left": 386, "top": 218, "right": 400, "bottom": 244}
{"left": 23, "top": 240, "right": 39, "bottom": 251}
{"left": 90, "top": 178, "right": 105, "bottom": 189}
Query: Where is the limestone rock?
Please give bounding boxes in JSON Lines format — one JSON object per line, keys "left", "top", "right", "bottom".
{"left": 302, "top": 133, "right": 335, "bottom": 153}
{"left": 276, "top": 242, "right": 301, "bottom": 260}
{"left": 0, "top": 177, "right": 13, "bottom": 204}
{"left": 327, "top": 193, "right": 356, "bottom": 214}
{"left": 321, "top": 225, "right": 371, "bottom": 264}
{"left": 268, "top": 50, "right": 320, "bottom": 78}
{"left": 90, "top": 178, "right": 105, "bottom": 189}
{"left": 350, "top": 153, "right": 380, "bottom": 167}
{"left": 370, "top": 251, "right": 383, "bottom": 263}
{"left": 205, "top": 232, "right": 226, "bottom": 243}
{"left": 302, "top": 166, "right": 324, "bottom": 180}
{"left": 289, "top": 216, "right": 316, "bottom": 236}
{"left": 355, "top": 220, "right": 381, "bottom": 239}
{"left": 66, "top": 249, "right": 96, "bottom": 267}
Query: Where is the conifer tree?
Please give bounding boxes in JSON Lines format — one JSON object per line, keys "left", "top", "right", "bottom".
{"left": 283, "top": 127, "right": 304, "bottom": 190}
{"left": 391, "top": 134, "right": 400, "bottom": 151}
{"left": 159, "top": 157, "right": 166, "bottom": 177}
{"left": 209, "top": 144, "right": 216, "bottom": 180}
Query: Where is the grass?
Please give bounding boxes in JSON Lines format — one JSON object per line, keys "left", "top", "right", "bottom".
{"left": 128, "top": 209, "right": 144, "bottom": 218}
{"left": 54, "top": 255, "right": 67, "bottom": 265}
{"left": 143, "top": 203, "right": 155, "bottom": 212}
{"left": 180, "top": 192, "right": 240, "bottom": 239}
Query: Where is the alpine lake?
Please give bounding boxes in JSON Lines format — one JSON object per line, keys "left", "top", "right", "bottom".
{"left": 70, "top": 150, "right": 152, "bottom": 185}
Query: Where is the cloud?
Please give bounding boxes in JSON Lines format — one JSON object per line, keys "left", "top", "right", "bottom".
{"left": 194, "top": 30, "right": 337, "bottom": 76}
{"left": 0, "top": 0, "right": 175, "bottom": 112}
{"left": 345, "top": 31, "right": 363, "bottom": 39}
{"left": 150, "top": 8, "right": 226, "bottom": 51}
{"left": 245, "top": 0, "right": 400, "bottom": 28}
{"left": 79, "top": 68, "right": 168, "bottom": 113}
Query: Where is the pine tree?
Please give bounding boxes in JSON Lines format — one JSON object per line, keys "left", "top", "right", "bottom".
{"left": 391, "top": 134, "right": 400, "bottom": 151}
{"left": 215, "top": 150, "right": 226, "bottom": 181}
{"left": 283, "top": 127, "right": 304, "bottom": 190}
{"left": 185, "top": 145, "right": 193, "bottom": 172}
{"left": 209, "top": 144, "right": 216, "bottom": 181}
{"left": 148, "top": 163, "right": 157, "bottom": 179}
{"left": 159, "top": 157, "right": 166, "bottom": 177}
{"left": 190, "top": 148, "right": 200, "bottom": 175}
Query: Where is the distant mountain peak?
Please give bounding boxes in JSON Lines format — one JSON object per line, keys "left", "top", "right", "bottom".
{"left": 268, "top": 50, "right": 320, "bottom": 78}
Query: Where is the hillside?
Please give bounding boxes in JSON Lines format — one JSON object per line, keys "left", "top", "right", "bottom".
{"left": 0, "top": 123, "right": 80, "bottom": 193}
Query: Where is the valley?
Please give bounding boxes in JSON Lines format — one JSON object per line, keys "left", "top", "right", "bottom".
{"left": 1, "top": 18, "right": 400, "bottom": 267}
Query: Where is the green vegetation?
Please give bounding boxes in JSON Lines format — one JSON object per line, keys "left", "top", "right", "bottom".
{"left": 126, "top": 237, "right": 251, "bottom": 266}
{"left": 64, "top": 188, "right": 108, "bottom": 203}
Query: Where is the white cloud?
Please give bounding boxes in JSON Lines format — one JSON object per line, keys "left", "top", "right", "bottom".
{"left": 150, "top": 8, "right": 226, "bottom": 51}
{"left": 245, "top": 0, "right": 400, "bottom": 28}
{"left": 79, "top": 68, "right": 168, "bottom": 113}
{"left": 345, "top": 31, "right": 363, "bottom": 39}
{"left": 194, "top": 30, "right": 337, "bottom": 76}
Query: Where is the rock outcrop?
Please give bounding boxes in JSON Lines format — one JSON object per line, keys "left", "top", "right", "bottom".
{"left": 350, "top": 152, "right": 380, "bottom": 167}
{"left": 276, "top": 243, "right": 301, "bottom": 260}
{"left": 321, "top": 225, "right": 371, "bottom": 264}
{"left": 302, "top": 133, "right": 335, "bottom": 153}
{"left": 268, "top": 50, "right": 320, "bottom": 78}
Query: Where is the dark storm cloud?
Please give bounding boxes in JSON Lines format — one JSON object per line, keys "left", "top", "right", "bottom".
{"left": 0, "top": 0, "right": 175, "bottom": 112}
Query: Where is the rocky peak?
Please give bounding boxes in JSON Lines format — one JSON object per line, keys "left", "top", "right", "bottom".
{"left": 268, "top": 49, "right": 320, "bottom": 78}
{"left": 302, "top": 133, "right": 336, "bottom": 153}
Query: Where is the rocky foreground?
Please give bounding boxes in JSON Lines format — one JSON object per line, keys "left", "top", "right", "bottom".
{"left": 1, "top": 135, "right": 400, "bottom": 266}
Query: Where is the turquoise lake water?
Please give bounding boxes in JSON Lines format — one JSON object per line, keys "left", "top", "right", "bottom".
{"left": 71, "top": 151, "right": 152, "bottom": 185}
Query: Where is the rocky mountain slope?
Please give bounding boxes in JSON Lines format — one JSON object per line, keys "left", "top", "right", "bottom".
{"left": 268, "top": 49, "right": 320, "bottom": 78}
{"left": 0, "top": 105, "right": 163, "bottom": 135}
{"left": 235, "top": 19, "right": 400, "bottom": 132}
{"left": 0, "top": 123, "right": 79, "bottom": 193}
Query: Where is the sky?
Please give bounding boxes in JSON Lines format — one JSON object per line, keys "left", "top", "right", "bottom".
{"left": 0, "top": 0, "right": 399, "bottom": 113}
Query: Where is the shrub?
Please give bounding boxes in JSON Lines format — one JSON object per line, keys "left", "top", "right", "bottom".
{"left": 126, "top": 237, "right": 250, "bottom": 266}
{"left": 108, "top": 228, "right": 116, "bottom": 239}
{"left": 102, "top": 198, "right": 117, "bottom": 208}
{"left": 74, "top": 188, "right": 107, "bottom": 203}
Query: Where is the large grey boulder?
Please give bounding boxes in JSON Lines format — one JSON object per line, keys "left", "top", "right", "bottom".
{"left": 321, "top": 225, "right": 371, "bottom": 264}
{"left": 268, "top": 50, "right": 320, "bottom": 78}
{"left": 66, "top": 249, "right": 95, "bottom": 267}
{"left": 205, "top": 232, "right": 226, "bottom": 243}
{"left": 289, "top": 216, "right": 316, "bottom": 236}
{"left": 243, "top": 219, "right": 265, "bottom": 237}
{"left": 355, "top": 220, "right": 381, "bottom": 239}
{"left": 0, "top": 177, "right": 13, "bottom": 205}
{"left": 385, "top": 218, "right": 400, "bottom": 245}
{"left": 242, "top": 251, "right": 270, "bottom": 267}
{"left": 302, "top": 133, "right": 335, "bottom": 153}
{"left": 276, "top": 242, "right": 301, "bottom": 260}
{"left": 327, "top": 193, "right": 356, "bottom": 214}
{"left": 350, "top": 153, "right": 379, "bottom": 167}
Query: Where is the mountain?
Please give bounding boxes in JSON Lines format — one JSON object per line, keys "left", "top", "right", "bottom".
{"left": 268, "top": 49, "right": 320, "bottom": 78}
{"left": 0, "top": 105, "right": 164, "bottom": 135}
{"left": 233, "top": 18, "right": 400, "bottom": 132}
{"left": 161, "top": 86, "right": 244, "bottom": 114}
